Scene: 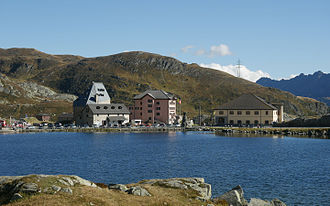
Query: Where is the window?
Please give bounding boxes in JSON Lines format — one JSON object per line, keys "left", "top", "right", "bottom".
{"left": 140, "top": 102, "right": 142, "bottom": 105}
{"left": 118, "top": 106, "right": 122, "bottom": 109}
{"left": 246, "top": 120, "right": 250, "bottom": 125}
{"left": 254, "top": 120, "right": 259, "bottom": 125}
{"left": 140, "top": 112, "right": 142, "bottom": 116}
{"left": 96, "top": 106, "right": 100, "bottom": 109}
{"left": 265, "top": 111, "right": 269, "bottom": 115}
{"left": 246, "top": 111, "right": 250, "bottom": 115}
{"left": 97, "top": 114, "right": 99, "bottom": 117}
{"left": 219, "top": 111, "right": 224, "bottom": 115}
{"left": 111, "top": 106, "right": 115, "bottom": 109}
{"left": 97, "top": 88, "right": 105, "bottom": 91}
{"left": 156, "top": 107, "right": 161, "bottom": 110}
{"left": 135, "top": 107, "right": 139, "bottom": 110}
{"left": 229, "top": 120, "right": 234, "bottom": 124}
{"left": 140, "top": 107, "right": 142, "bottom": 110}
{"left": 129, "top": 107, "right": 132, "bottom": 110}
{"left": 156, "top": 102, "right": 160, "bottom": 105}
{"left": 229, "top": 111, "right": 234, "bottom": 115}
{"left": 237, "top": 120, "right": 242, "bottom": 125}
{"left": 104, "top": 106, "right": 108, "bottom": 109}
{"left": 148, "top": 117, "right": 152, "bottom": 120}
{"left": 148, "top": 104, "right": 152, "bottom": 107}
{"left": 237, "top": 111, "right": 242, "bottom": 115}
{"left": 148, "top": 99, "right": 153, "bottom": 103}
{"left": 254, "top": 111, "right": 259, "bottom": 115}
{"left": 86, "top": 114, "right": 88, "bottom": 117}
{"left": 156, "top": 112, "right": 160, "bottom": 116}
{"left": 148, "top": 110, "right": 152, "bottom": 113}
{"left": 265, "top": 120, "right": 269, "bottom": 125}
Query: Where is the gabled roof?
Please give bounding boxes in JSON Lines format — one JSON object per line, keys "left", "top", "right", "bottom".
{"left": 87, "top": 82, "right": 111, "bottom": 104}
{"left": 88, "top": 104, "right": 130, "bottom": 114}
{"left": 133, "top": 90, "right": 175, "bottom": 100}
{"left": 215, "top": 94, "right": 278, "bottom": 110}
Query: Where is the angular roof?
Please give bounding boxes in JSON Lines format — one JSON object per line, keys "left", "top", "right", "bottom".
{"left": 87, "top": 82, "right": 111, "bottom": 104}
{"left": 215, "top": 94, "right": 278, "bottom": 110}
{"left": 88, "top": 104, "right": 130, "bottom": 114}
{"left": 133, "top": 90, "right": 175, "bottom": 100}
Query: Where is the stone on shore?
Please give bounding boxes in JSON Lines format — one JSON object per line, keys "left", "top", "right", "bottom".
{"left": 126, "top": 186, "right": 151, "bottom": 196}
{"left": 108, "top": 184, "right": 128, "bottom": 192}
{"left": 214, "top": 185, "right": 248, "bottom": 206}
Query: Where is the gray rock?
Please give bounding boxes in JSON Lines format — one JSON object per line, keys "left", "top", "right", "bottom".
{"left": 108, "top": 184, "right": 128, "bottom": 192}
{"left": 58, "top": 179, "right": 70, "bottom": 186}
{"left": 126, "top": 186, "right": 151, "bottom": 196}
{"left": 20, "top": 183, "right": 38, "bottom": 194}
{"left": 10, "top": 193, "right": 23, "bottom": 202}
{"left": 214, "top": 185, "right": 248, "bottom": 206}
{"left": 51, "top": 185, "right": 61, "bottom": 192}
{"left": 248, "top": 198, "right": 286, "bottom": 206}
{"left": 61, "top": 177, "right": 74, "bottom": 186}
{"left": 248, "top": 198, "right": 272, "bottom": 206}
{"left": 271, "top": 198, "right": 286, "bottom": 206}
{"left": 61, "top": 187, "right": 73, "bottom": 194}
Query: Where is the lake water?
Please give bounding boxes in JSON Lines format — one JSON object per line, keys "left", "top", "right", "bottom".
{"left": 0, "top": 131, "right": 329, "bottom": 205}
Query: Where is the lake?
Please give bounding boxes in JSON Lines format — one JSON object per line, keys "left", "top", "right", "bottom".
{"left": 0, "top": 131, "right": 329, "bottom": 205}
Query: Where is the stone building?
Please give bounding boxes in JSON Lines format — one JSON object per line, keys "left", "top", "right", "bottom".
{"left": 73, "top": 82, "right": 129, "bottom": 126}
{"left": 213, "top": 94, "right": 283, "bottom": 126}
{"left": 129, "top": 90, "right": 177, "bottom": 124}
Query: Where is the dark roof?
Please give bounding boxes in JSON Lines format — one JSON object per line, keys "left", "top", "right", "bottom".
{"left": 88, "top": 104, "right": 130, "bottom": 114}
{"left": 73, "top": 96, "right": 88, "bottom": 107}
{"left": 133, "top": 90, "right": 175, "bottom": 100}
{"left": 214, "top": 94, "right": 278, "bottom": 110}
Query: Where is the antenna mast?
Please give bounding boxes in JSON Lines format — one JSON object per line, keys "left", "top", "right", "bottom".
{"left": 237, "top": 59, "right": 241, "bottom": 78}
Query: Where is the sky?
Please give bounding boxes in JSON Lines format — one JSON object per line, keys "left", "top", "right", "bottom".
{"left": 1, "top": 0, "right": 329, "bottom": 82}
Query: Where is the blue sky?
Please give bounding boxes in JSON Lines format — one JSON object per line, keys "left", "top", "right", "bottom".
{"left": 1, "top": 0, "right": 329, "bottom": 81}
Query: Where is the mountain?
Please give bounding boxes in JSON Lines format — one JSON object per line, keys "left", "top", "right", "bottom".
{"left": 257, "top": 71, "right": 330, "bottom": 106}
{"left": 0, "top": 48, "right": 328, "bottom": 119}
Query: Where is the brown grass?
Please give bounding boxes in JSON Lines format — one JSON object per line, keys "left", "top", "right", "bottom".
{"left": 5, "top": 184, "right": 220, "bottom": 206}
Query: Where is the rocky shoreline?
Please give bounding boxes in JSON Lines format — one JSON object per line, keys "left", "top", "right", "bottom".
{"left": 1, "top": 126, "right": 330, "bottom": 139}
{"left": 0, "top": 174, "right": 286, "bottom": 206}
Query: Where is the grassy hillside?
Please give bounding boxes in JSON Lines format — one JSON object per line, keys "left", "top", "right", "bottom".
{"left": 0, "top": 48, "right": 328, "bottom": 118}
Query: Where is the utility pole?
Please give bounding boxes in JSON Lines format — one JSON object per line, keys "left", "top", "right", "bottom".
{"left": 199, "top": 105, "right": 201, "bottom": 126}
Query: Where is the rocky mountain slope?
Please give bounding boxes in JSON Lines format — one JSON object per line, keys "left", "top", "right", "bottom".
{"left": 257, "top": 71, "right": 330, "bottom": 106}
{"left": 0, "top": 48, "right": 328, "bottom": 118}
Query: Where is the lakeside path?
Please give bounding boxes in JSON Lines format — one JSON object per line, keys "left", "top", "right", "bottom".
{"left": 1, "top": 126, "right": 329, "bottom": 139}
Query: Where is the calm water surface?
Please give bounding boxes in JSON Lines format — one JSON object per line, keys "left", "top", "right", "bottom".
{"left": 0, "top": 132, "right": 329, "bottom": 205}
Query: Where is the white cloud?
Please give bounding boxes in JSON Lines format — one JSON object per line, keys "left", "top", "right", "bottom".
{"left": 195, "top": 49, "right": 206, "bottom": 56}
{"left": 181, "top": 45, "right": 194, "bottom": 53}
{"left": 278, "top": 74, "right": 298, "bottom": 80}
{"left": 209, "top": 44, "right": 232, "bottom": 57}
{"left": 200, "top": 63, "right": 271, "bottom": 82}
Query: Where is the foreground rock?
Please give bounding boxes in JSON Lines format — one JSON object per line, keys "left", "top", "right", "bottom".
{"left": 0, "top": 174, "right": 286, "bottom": 206}
{"left": 0, "top": 174, "right": 97, "bottom": 204}
{"left": 214, "top": 185, "right": 286, "bottom": 206}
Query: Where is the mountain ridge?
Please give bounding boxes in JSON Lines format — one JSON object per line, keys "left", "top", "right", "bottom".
{"left": 0, "top": 48, "right": 328, "bottom": 118}
{"left": 257, "top": 71, "right": 330, "bottom": 106}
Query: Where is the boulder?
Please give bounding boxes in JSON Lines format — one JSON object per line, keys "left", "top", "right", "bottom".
{"left": 126, "top": 186, "right": 151, "bottom": 196}
{"left": 61, "top": 187, "right": 73, "bottom": 194}
{"left": 108, "top": 184, "right": 128, "bottom": 192}
{"left": 248, "top": 198, "right": 272, "bottom": 206}
{"left": 51, "top": 185, "right": 61, "bottom": 192}
{"left": 271, "top": 198, "right": 286, "bottom": 206}
{"left": 20, "top": 183, "right": 38, "bottom": 194}
{"left": 214, "top": 185, "right": 248, "bottom": 206}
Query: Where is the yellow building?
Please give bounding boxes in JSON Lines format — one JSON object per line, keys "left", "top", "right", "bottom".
{"left": 213, "top": 94, "right": 283, "bottom": 126}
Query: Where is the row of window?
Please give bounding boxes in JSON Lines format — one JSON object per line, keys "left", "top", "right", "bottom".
{"left": 138, "top": 112, "right": 161, "bottom": 116}
{"left": 229, "top": 120, "right": 271, "bottom": 125}
{"left": 95, "top": 105, "right": 122, "bottom": 110}
{"left": 141, "top": 100, "right": 161, "bottom": 105}
{"left": 130, "top": 107, "right": 162, "bottom": 110}
{"left": 219, "top": 110, "right": 270, "bottom": 115}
